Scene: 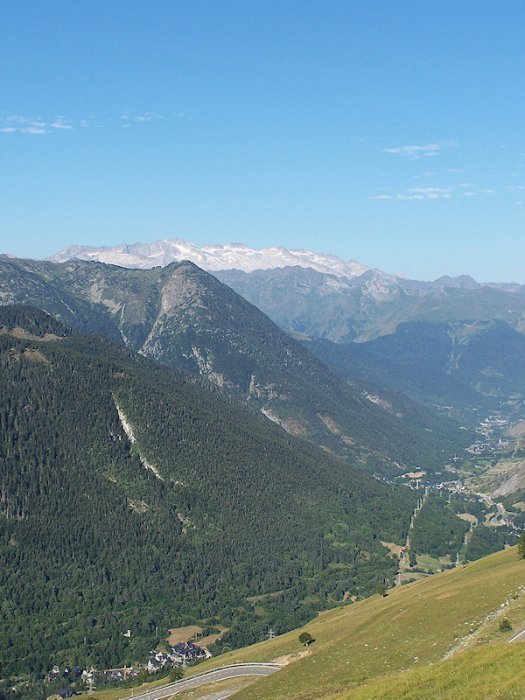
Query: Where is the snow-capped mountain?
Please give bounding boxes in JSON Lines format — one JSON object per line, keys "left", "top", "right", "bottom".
{"left": 49, "top": 237, "right": 370, "bottom": 279}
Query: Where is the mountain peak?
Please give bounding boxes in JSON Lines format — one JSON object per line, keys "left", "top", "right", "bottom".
{"left": 432, "top": 274, "right": 480, "bottom": 290}
{"left": 50, "top": 237, "right": 371, "bottom": 279}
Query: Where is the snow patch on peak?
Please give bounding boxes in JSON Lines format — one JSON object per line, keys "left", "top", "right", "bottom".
{"left": 50, "top": 237, "right": 371, "bottom": 279}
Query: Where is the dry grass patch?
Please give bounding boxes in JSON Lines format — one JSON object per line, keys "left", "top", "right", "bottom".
{"left": 167, "top": 625, "right": 228, "bottom": 648}
{"left": 380, "top": 541, "right": 403, "bottom": 557}
{"left": 168, "top": 626, "right": 204, "bottom": 645}
{"left": 198, "top": 626, "right": 229, "bottom": 647}
{"left": 457, "top": 512, "right": 478, "bottom": 525}
{"left": 0, "top": 326, "right": 62, "bottom": 341}
{"left": 22, "top": 348, "right": 49, "bottom": 363}
{"left": 272, "top": 650, "right": 312, "bottom": 666}
{"left": 402, "top": 471, "right": 426, "bottom": 480}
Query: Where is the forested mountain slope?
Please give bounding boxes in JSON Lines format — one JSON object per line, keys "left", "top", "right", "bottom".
{"left": 305, "top": 319, "right": 525, "bottom": 422}
{"left": 0, "top": 306, "right": 416, "bottom": 678}
{"left": 0, "top": 257, "right": 470, "bottom": 472}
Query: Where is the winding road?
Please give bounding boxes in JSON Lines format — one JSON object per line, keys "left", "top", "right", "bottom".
{"left": 121, "top": 663, "right": 281, "bottom": 700}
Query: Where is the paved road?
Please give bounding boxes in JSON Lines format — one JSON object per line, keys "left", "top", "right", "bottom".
{"left": 182, "top": 684, "right": 250, "bottom": 700}
{"left": 509, "top": 627, "right": 525, "bottom": 643}
{"left": 121, "top": 663, "right": 281, "bottom": 700}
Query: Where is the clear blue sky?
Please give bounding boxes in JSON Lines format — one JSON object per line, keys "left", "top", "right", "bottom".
{"left": 1, "top": 0, "right": 524, "bottom": 282}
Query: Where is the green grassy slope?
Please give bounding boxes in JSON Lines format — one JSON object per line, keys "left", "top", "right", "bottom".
{"left": 333, "top": 642, "right": 525, "bottom": 700}
{"left": 180, "top": 547, "right": 525, "bottom": 699}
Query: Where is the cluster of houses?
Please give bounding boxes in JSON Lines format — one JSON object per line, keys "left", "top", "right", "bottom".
{"left": 147, "top": 642, "right": 210, "bottom": 672}
{"left": 45, "top": 667, "right": 83, "bottom": 683}
{"left": 44, "top": 641, "right": 211, "bottom": 693}
{"left": 434, "top": 479, "right": 468, "bottom": 495}
{"left": 103, "top": 668, "right": 138, "bottom": 683}
{"left": 45, "top": 667, "right": 83, "bottom": 697}
{"left": 467, "top": 415, "right": 513, "bottom": 454}
{"left": 467, "top": 436, "right": 509, "bottom": 455}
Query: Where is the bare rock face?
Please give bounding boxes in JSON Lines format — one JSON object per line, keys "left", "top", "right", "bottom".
{"left": 493, "top": 461, "right": 525, "bottom": 498}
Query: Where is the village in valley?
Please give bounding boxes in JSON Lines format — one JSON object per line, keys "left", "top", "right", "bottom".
{"left": 44, "top": 637, "right": 212, "bottom": 698}
{"left": 377, "top": 407, "right": 525, "bottom": 586}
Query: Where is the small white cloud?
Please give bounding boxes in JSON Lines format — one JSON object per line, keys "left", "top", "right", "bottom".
{"left": 370, "top": 186, "right": 452, "bottom": 201}
{"left": 121, "top": 111, "right": 165, "bottom": 123}
{"left": 384, "top": 141, "right": 457, "bottom": 159}
{"left": 50, "top": 118, "right": 73, "bottom": 130}
{"left": 384, "top": 143, "right": 442, "bottom": 159}
{"left": 8, "top": 116, "right": 47, "bottom": 129}
{"left": 23, "top": 126, "right": 47, "bottom": 135}
{"left": 413, "top": 171, "right": 435, "bottom": 180}
{"left": 7, "top": 115, "right": 34, "bottom": 125}
{"left": 1, "top": 110, "right": 183, "bottom": 135}
{"left": 463, "top": 188, "right": 495, "bottom": 196}
{"left": 371, "top": 182, "right": 497, "bottom": 202}
{"left": 0, "top": 114, "right": 73, "bottom": 135}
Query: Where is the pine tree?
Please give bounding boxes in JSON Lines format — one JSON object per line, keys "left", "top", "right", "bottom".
{"left": 518, "top": 532, "right": 525, "bottom": 559}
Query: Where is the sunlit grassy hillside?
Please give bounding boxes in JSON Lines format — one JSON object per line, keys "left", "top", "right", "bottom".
{"left": 333, "top": 642, "right": 525, "bottom": 700}
{"left": 185, "top": 547, "right": 525, "bottom": 699}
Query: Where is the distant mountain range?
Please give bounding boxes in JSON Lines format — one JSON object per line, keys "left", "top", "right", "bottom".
{"left": 0, "top": 256, "right": 469, "bottom": 472}
{"left": 48, "top": 238, "right": 525, "bottom": 344}
{"left": 215, "top": 266, "right": 525, "bottom": 343}
{"left": 49, "top": 236, "right": 524, "bottom": 293}
{"left": 50, "top": 238, "right": 370, "bottom": 279}
{"left": 42, "top": 236, "right": 525, "bottom": 424}
{"left": 6, "top": 232, "right": 525, "bottom": 422}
